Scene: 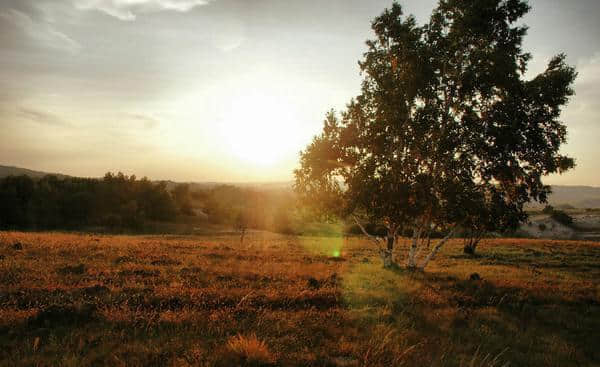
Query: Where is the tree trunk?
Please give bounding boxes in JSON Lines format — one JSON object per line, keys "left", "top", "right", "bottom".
{"left": 239, "top": 228, "right": 246, "bottom": 244}
{"left": 380, "top": 232, "right": 395, "bottom": 268}
{"left": 463, "top": 243, "right": 475, "bottom": 255}
{"left": 463, "top": 237, "right": 481, "bottom": 255}
{"left": 351, "top": 215, "right": 394, "bottom": 268}
{"left": 379, "top": 248, "right": 394, "bottom": 268}
{"left": 419, "top": 227, "right": 457, "bottom": 269}
{"left": 407, "top": 226, "right": 421, "bottom": 269}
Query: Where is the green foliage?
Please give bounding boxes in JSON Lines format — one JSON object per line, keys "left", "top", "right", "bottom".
{"left": 295, "top": 0, "right": 576, "bottom": 260}
{"left": 0, "top": 174, "right": 304, "bottom": 235}
{"left": 0, "top": 173, "right": 178, "bottom": 230}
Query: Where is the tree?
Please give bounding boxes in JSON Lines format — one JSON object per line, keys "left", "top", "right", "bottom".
{"left": 172, "top": 184, "right": 195, "bottom": 216}
{"left": 461, "top": 191, "right": 523, "bottom": 255}
{"left": 294, "top": 0, "right": 576, "bottom": 269}
{"left": 235, "top": 209, "right": 250, "bottom": 243}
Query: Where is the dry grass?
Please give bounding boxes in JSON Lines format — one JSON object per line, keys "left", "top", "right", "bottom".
{"left": 0, "top": 231, "right": 598, "bottom": 366}
{"left": 226, "top": 334, "right": 275, "bottom": 366}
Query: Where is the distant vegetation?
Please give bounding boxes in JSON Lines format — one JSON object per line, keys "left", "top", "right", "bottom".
{"left": 0, "top": 173, "right": 178, "bottom": 230}
{"left": 0, "top": 172, "right": 301, "bottom": 234}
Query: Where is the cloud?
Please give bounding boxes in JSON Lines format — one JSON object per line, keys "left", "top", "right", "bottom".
{"left": 0, "top": 8, "right": 81, "bottom": 53}
{"left": 563, "top": 53, "right": 600, "bottom": 129}
{"left": 18, "top": 107, "right": 72, "bottom": 127}
{"left": 573, "top": 53, "right": 600, "bottom": 97}
{"left": 73, "top": 0, "right": 210, "bottom": 21}
{"left": 129, "top": 113, "right": 160, "bottom": 129}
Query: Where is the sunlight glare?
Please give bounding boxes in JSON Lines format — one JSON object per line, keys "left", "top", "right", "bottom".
{"left": 219, "top": 91, "right": 303, "bottom": 166}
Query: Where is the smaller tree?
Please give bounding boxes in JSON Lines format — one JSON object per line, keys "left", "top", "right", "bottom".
{"left": 235, "top": 210, "right": 249, "bottom": 243}
{"left": 462, "top": 190, "right": 524, "bottom": 255}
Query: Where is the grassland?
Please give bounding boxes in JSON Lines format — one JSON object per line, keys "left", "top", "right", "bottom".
{"left": 0, "top": 231, "right": 599, "bottom": 366}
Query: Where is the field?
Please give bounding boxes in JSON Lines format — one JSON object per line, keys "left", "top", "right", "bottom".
{"left": 1, "top": 232, "right": 599, "bottom": 367}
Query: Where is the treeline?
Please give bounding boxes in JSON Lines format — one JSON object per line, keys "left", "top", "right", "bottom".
{"left": 0, "top": 172, "right": 302, "bottom": 234}
{"left": 0, "top": 173, "right": 189, "bottom": 230}
{"left": 0, "top": 172, "right": 363, "bottom": 235}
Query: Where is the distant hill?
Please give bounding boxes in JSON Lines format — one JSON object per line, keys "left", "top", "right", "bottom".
{"left": 536, "top": 185, "right": 600, "bottom": 209}
{"left": 2, "top": 164, "right": 598, "bottom": 207}
{"left": 0, "top": 165, "right": 69, "bottom": 179}
{"left": 0, "top": 164, "right": 293, "bottom": 192}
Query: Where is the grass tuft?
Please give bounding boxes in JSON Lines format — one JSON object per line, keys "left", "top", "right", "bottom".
{"left": 226, "top": 333, "right": 275, "bottom": 366}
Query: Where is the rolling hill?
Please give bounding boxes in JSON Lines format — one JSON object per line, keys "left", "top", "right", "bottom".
{"left": 0, "top": 165, "right": 69, "bottom": 179}
{"left": 1, "top": 164, "right": 598, "bottom": 208}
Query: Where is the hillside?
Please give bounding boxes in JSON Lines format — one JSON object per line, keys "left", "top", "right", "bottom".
{"left": 2, "top": 164, "right": 598, "bottom": 207}
{"left": 0, "top": 165, "right": 68, "bottom": 179}
{"left": 0, "top": 165, "right": 292, "bottom": 191}
{"left": 543, "top": 185, "right": 600, "bottom": 208}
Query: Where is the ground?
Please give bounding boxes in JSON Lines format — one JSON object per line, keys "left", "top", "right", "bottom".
{"left": 0, "top": 231, "right": 599, "bottom": 367}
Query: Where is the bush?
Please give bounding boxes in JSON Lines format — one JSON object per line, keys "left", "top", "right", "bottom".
{"left": 551, "top": 210, "right": 574, "bottom": 226}
{"left": 542, "top": 205, "right": 554, "bottom": 214}
{"left": 225, "top": 334, "right": 275, "bottom": 366}
{"left": 542, "top": 205, "right": 574, "bottom": 227}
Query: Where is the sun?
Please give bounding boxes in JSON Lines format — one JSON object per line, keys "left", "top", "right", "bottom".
{"left": 219, "top": 92, "right": 303, "bottom": 167}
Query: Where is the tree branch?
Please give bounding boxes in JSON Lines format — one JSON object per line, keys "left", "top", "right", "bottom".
{"left": 351, "top": 214, "right": 383, "bottom": 249}
{"left": 419, "top": 225, "right": 458, "bottom": 269}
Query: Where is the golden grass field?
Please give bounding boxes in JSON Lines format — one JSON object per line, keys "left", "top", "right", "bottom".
{"left": 0, "top": 231, "right": 599, "bottom": 366}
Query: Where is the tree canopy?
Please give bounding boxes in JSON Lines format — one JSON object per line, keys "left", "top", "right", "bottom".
{"left": 294, "top": 0, "right": 577, "bottom": 269}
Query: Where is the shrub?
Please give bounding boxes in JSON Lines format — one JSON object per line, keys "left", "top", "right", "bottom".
{"left": 226, "top": 334, "right": 275, "bottom": 366}
{"left": 551, "top": 210, "right": 574, "bottom": 226}
{"left": 542, "top": 205, "right": 554, "bottom": 214}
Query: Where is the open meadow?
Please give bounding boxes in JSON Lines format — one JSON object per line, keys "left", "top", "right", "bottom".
{"left": 1, "top": 231, "right": 599, "bottom": 366}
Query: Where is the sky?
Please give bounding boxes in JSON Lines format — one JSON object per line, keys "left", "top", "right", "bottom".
{"left": 0, "top": 0, "right": 599, "bottom": 184}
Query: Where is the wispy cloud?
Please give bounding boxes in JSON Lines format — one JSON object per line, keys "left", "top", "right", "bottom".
{"left": 129, "top": 113, "right": 160, "bottom": 129}
{"left": 18, "top": 107, "right": 72, "bottom": 127}
{"left": 73, "top": 0, "right": 210, "bottom": 21}
{"left": 564, "top": 53, "right": 600, "bottom": 129}
{"left": 0, "top": 8, "right": 81, "bottom": 53}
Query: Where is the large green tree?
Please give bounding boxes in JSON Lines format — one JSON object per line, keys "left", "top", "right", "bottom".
{"left": 294, "top": 0, "right": 576, "bottom": 269}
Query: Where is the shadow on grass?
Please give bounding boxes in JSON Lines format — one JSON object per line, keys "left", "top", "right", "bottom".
{"left": 415, "top": 272, "right": 600, "bottom": 364}
{"left": 451, "top": 249, "right": 600, "bottom": 274}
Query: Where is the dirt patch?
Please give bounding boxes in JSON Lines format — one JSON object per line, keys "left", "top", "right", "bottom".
{"left": 151, "top": 258, "right": 182, "bottom": 266}
{"left": 119, "top": 269, "right": 160, "bottom": 277}
{"left": 29, "top": 304, "right": 99, "bottom": 327}
{"left": 57, "top": 264, "right": 86, "bottom": 275}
